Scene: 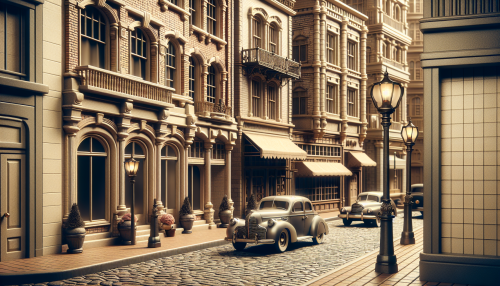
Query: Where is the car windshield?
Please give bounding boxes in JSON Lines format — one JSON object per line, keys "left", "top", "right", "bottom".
{"left": 259, "top": 200, "right": 289, "bottom": 210}
{"left": 412, "top": 187, "right": 423, "bottom": 193}
{"left": 357, "top": 195, "right": 379, "bottom": 202}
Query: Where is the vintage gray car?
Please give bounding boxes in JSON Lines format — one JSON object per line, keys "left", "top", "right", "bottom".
{"left": 225, "top": 196, "right": 329, "bottom": 252}
{"left": 338, "top": 192, "right": 397, "bottom": 227}
{"left": 411, "top": 184, "right": 424, "bottom": 214}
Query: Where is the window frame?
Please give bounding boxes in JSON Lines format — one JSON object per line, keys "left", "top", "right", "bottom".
{"left": 326, "top": 33, "right": 338, "bottom": 65}
{"left": 130, "top": 28, "right": 149, "bottom": 80}
{"left": 0, "top": 2, "right": 29, "bottom": 80}
{"left": 292, "top": 89, "right": 308, "bottom": 115}
{"left": 160, "top": 144, "right": 178, "bottom": 210}
{"left": 79, "top": 6, "right": 108, "bottom": 70}
{"left": 189, "top": 57, "right": 197, "bottom": 100}
{"left": 252, "top": 17, "right": 263, "bottom": 49}
{"left": 347, "top": 88, "right": 358, "bottom": 118}
{"left": 165, "top": 41, "right": 176, "bottom": 89}
{"left": 251, "top": 79, "right": 262, "bottom": 117}
{"left": 267, "top": 82, "right": 278, "bottom": 120}
{"left": 268, "top": 23, "right": 279, "bottom": 54}
{"left": 292, "top": 37, "right": 308, "bottom": 63}
{"left": 326, "top": 84, "right": 339, "bottom": 114}
{"left": 207, "top": 64, "right": 217, "bottom": 103}
{"left": 206, "top": 0, "right": 217, "bottom": 36}
{"left": 347, "top": 41, "right": 358, "bottom": 71}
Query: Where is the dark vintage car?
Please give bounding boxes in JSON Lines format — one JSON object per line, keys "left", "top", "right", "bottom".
{"left": 225, "top": 196, "right": 329, "bottom": 253}
{"left": 411, "top": 184, "right": 424, "bottom": 214}
{"left": 338, "top": 192, "right": 397, "bottom": 227}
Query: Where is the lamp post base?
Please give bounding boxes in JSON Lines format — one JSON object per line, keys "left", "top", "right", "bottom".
{"left": 400, "top": 232, "right": 415, "bottom": 245}
{"left": 375, "top": 254, "right": 398, "bottom": 274}
{"left": 148, "top": 237, "right": 161, "bottom": 248}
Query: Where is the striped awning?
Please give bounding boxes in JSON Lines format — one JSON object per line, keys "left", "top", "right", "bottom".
{"left": 347, "top": 152, "right": 377, "bottom": 167}
{"left": 244, "top": 132, "right": 307, "bottom": 160}
{"left": 295, "top": 162, "right": 353, "bottom": 177}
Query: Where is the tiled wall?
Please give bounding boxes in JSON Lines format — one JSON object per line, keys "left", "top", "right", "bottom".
{"left": 440, "top": 66, "right": 500, "bottom": 256}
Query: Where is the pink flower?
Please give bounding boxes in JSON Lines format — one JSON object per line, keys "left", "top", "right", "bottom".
{"left": 121, "top": 213, "right": 138, "bottom": 222}
{"left": 160, "top": 214, "right": 175, "bottom": 225}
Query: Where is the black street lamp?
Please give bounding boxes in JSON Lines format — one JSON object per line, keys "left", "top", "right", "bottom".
{"left": 400, "top": 119, "right": 419, "bottom": 245}
{"left": 370, "top": 69, "right": 404, "bottom": 274}
{"left": 124, "top": 157, "right": 140, "bottom": 245}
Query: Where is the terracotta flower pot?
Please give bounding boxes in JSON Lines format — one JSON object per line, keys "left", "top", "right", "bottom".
{"left": 65, "top": 227, "right": 86, "bottom": 254}
{"left": 218, "top": 209, "right": 232, "bottom": 228}
{"left": 179, "top": 214, "right": 195, "bottom": 234}
{"left": 165, "top": 228, "right": 176, "bottom": 237}
{"left": 118, "top": 220, "right": 136, "bottom": 245}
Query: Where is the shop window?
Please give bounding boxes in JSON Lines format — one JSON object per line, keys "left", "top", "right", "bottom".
{"left": 130, "top": 28, "right": 148, "bottom": 79}
{"left": 0, "top": 3, "right": 27, "bottom": 79}
{"left": 161, "top": 145, "right": 177, "bottom": 210}
{"left": 165, "top": 42, "right": 176, "bottom": 89}
{"left": 188, "top": 165, "right": 201, "bottom": 210}
{"left": 295, "top": 177, "right": 340, "bottom": 202}
{"left": 297, "top": 144, "right": 341, "bottom": 157}
{"left": 292, "top": 89, "right": 307, "bottom": 115}
{"left": 77, "top": 137, "right": 107, "bottom": 222}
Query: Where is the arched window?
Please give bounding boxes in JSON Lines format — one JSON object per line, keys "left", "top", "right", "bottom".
{"left": 130, "top": 28, "right": 148, "bottom": 79}
{"left": 81, "top": 6, "right": 106, "bottom": 68}
{"left": 269, "top": 24, "right": 278, "bottom": 54}
{"left": 161, "top": 145, "right": 177, "bottom": 210}
{"left": 292, "top": 88, "right": 307, "bottom": 115}
{"left": 207, "top": 65, "right": 216, "bottom": 103}
{"left": 412, "top": 97, "right": 421, "bottom": 116}
{"left": 268, "top": 83, "right": 277, "bottom": 120}
{"left": 125, "top": 141, "right": 146, "bottom": 221}
{"left": 77, "top": 137, "right": 107, "bottom": 222}
{"left": 189, "top": 57, "right": 196, "bottom": 99}
{"left": 385, "top": 0, "right": 391, "bottom": 15}
{"left": 395, "top": 5, "right": 401, "bottom": 21}
{"left": 165, "top": 42, "right": 176, "bottom": 89}
{"left": 207, "top": 0, "right": 217, "bottom": 36}
{"left": 252, "top": 79, "right": 262, "bottom": 117}
{"left": 252, "top": 17, "right": 262, "bottom": 48}
{"left": 410, "top": 61, "right": 414, "bottom": 80}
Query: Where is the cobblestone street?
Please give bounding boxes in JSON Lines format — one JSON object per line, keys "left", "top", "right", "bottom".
{"left": 24, "top": 212, "right": 423, "bottom": 286}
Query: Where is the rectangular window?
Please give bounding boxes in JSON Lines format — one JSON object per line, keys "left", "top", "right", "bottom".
{"left": 189, "top": 58, "right": 195, "bottom": 99}
{"left": 269, "top": 26, "right": 277, "bottom": 54}
{"left": 326, "top": 84, "right": 338, "bottom": 114}
{"left": 327, "top": 34, "right": 337, "bottom": 65}
{"left": 347, "top": 41, "right": 357, "bottom": 71}
{"left": 252, "top": 19, "right": 261, "bottom": 48}
{"left": 347, "top": 89, "right": 358, "bottom": 117}
{"left": 189, "top": 141, "right": 205, "bottom": 158}
{"left": 207, "top": 66, "right": 216, "bottom": 103}
{"left": 293, "top": 44, "right": 307, "bottom": 62}
{"left": 131, "top": 29, "right": 147, "bottom": 79}
{"left": 0, "top": 3, "right": 27, "bottom": 79}
{"left": 189, "top": 0, "right": 196, "bottom": 26}
{"left": 293, "top": 90, "right": 307, "bottom": 115}
{"left": 207, "top": 0, "right": 216, "bottom": 36}
{"left": 297, "top": 144, "right": 341, "bottom": 157}
{"left": 252, "top": 80, "right": 261, "bottom": 117}
{"left": 295, "top": 177, "right": 341, "bottom": 202}
{"left": 268, "top": 85, "right": 276, "bottom": 120}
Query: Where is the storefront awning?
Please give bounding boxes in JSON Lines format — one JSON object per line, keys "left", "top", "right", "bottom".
{"left": 389, "top": 155, "right": 405, "bottom": 169}
{"left": 347, "top": 151, "right": 377, "bottom": 168}
{"left": 295, "top": 162, "right": 353, "bottom": 177}
{"left": 244, "top": 132, "right": 307, "bottom": 160}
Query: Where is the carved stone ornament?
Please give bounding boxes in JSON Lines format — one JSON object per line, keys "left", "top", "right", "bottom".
{"left": 404, "top": 194, "right": 413, "bottom": 204}
{"left": 143, "top": 12, "right": 151, "bottom": 28}
{"left": 159, "top": 109, "right": 170, "bottom": 121}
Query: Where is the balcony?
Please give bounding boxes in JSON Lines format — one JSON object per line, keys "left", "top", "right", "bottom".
{"left": 383, "top": 13, "right": 404, "bottom": 33}
{"left": 381, "top": 57, "right": 405, "bottom": 70}
{"left": 75, "top": 65, "right": 173, "bottom": 107}
{"left": 242, "top": 48, "right": 301, "bottom": 80}
{"left": 195, "top": 100, "right": 232, "bottom": 122}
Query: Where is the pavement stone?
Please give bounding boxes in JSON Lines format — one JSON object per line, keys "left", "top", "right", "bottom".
{"left": 19, "top": 212, "right": 423, "bottom": 286}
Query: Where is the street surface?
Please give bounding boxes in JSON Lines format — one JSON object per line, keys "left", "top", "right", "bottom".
{"left": 23, "top": 212, "right": 423, "bottom": 286}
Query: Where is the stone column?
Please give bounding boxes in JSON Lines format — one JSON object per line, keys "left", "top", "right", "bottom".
{"left": 360, "top": 26, "right": 368, "bottom": 146}
{"left": 155, "top": 141, "right": 164, "bottom": 211}
{"left": 117, "top": 138, "right": 127, "bottom": 211}
{"left": 67, "top": 134, "right": 77, "bottom": 214}
{"left": 320, "top": 3, "right": 327, "bottom": 135}
{"left": 340, "top": 17, "right": 349, "bottom": 142}
{"left": 204, "top": 143, "right": 215, "bottom": 228}
{"left": 312, "top": 4, "right": 321, "bottom": 137}
{"left": 225, "top": 145, "right": 234, "bottom": 217}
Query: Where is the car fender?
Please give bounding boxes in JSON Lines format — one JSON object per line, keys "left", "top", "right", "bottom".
{"left": 267, "top": 221, "right": 298, "bottom": 243}
{"left": 310, "top": 216, "right": 329, "bottom": 237}
{"left": 226, "top": 219, "right": 246, "bottom": 239}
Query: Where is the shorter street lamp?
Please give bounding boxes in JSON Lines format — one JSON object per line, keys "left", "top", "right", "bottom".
{"left": 124, "top": 157, "right": 140, "bottom": 245}
{"left": 370, "top": 69, "right": 404, "bottom": 274}
{"left": 400, "top": 119, "right": 419, "bottom": 245}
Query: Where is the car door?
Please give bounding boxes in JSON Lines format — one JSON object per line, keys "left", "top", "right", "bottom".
{"left": 303, "top": 201, "right": 315, "bottom": 236}
{"left": 289, "top": 200, "right": 305, "bottom": 237}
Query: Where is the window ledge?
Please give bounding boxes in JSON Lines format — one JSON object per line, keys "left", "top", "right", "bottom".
{"left": 240, "top": 116, "right": 294, "bottom": 128}
{"left": 190, "top": 25, "right": 208, "bottom": 41}
{"left": 208, "top": 34, "right": 228, "bottom": 50}
{"left": 347, "top": 70, "right": 362, "bottom": 78}
{"left": 158, "top": 0, "right": 190, "bottom": 21}
{"left": 172, "top": 93, "right": 194, "bottom": 106}
{"left": 0, "top": 76, "right": 48, "bottom": 95}
{"left": 326, "top": 64, "right": 341, "bottom": 73}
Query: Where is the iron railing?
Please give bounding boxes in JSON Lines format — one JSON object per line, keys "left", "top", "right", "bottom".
{"left": 242, "top": 48, "right": 301, "bottom": 79}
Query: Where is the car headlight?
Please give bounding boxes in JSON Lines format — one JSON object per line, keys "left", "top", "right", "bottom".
{"left": 341, "top": 208, "right": 346, "bottom": 213}
{"left": 229, "top": 218, "right": 238, "bottom": 226}
{"left": 367, "top": 208, "right": 372, "bottom": 214}
{"left": 267, "top": 219, "right": 276, "bottom": 227}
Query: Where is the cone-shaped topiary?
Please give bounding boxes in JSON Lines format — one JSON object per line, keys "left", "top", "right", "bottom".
{"left": 179, "top": 197, "right": 193, "bottom": 216}
{"left": 218, "top": 195, "right": 230, "bottom": 217}
{"left": 66, "top": 203, "right": 85, "bottom": 229}
{"left": 245, "top": 194, "right": 257, "bottom": 217}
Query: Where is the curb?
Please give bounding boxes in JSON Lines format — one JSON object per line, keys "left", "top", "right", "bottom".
{"left": 324, "top": 216, "right": 340, "bottom": 222}
{"left": 0, "top": 239, "right": 231, "bottom": 285}
{"left": 301, "top": 225, "right": 424, "bottom": 286}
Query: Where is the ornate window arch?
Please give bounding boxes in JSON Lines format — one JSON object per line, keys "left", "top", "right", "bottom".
{"left": 394, "top": 5, "right": 401, "bottom": 21}
{"left": 80, "top": 6, "right": 108, "bottom": 69}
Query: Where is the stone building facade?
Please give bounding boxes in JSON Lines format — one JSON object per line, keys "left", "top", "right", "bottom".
{"left": 291, "top": 0, "right": 376, "bottom": 211}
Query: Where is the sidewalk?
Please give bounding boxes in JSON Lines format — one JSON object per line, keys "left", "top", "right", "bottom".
{"left": 304, "top": 227, "right": 458, "bottom": 286}
{"left": 0, "top": 211, "right": 340, "bottom": 285}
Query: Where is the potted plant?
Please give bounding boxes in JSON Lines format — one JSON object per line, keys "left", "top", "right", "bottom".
{"left": 245, "top": 194, "right": 257, "bottom": 218}
{"left": 218, "top": 195, "right": 232, "bottom": 228}
{"left": 64, "top": 203, "right": 86, "bottom": 254}
{"left": 179, "top": 197, "right": 195, "bottom": 234}
{"left": 160, "top": 213, "right": 176, "bottom": 237}
{"left": 117, "top": 213, "right": 138, "bottom": 244}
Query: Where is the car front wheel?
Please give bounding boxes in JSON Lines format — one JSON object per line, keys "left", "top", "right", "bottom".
{"left": 232, "top": 242, "right": 247, "bottom": 251}
{"left": 312, "top": 232, "right": 324, "bottom": 245}
{"left": 275, "top": 229, "right": 289, "bottom": 252}
{"left": 342, "top": 219, "right": 352, "bottom": 226}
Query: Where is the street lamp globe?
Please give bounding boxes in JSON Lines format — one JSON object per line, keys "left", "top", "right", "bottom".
{"left": 370, "top": 70, "right": 404, "bottom": 115}
{"left": 401, "top": 119, "right": 419, "bottom": 146}
{"left": 124, "top": 157, "right": 140, "bottom": 177}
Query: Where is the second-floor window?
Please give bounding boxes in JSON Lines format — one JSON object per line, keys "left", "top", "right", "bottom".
{"left": 293, "top": 89, "right": 307, "bottom": 115}
{"left": 165, "top": 42, "right": 175, "bottom": 88}
{"left": 347, "top": 89, "right": 358, "bottom": 117}
{"left": 130, "top": 28, "right": 147, "bottom": 79}
{"left": 81, "top": 6, "right": 106, "bottom": 69}
{"left": 252, "top": 18, "right": 262, "bottom": 48}
{"left": 207, "top": 65, "right": 216, "bottom": 103}
{"left": 347, "top": 41, "right": 357, "bottom": 71}
{"left": 0, "top": 3, "right": 27, "bottom": 79}
{"left": 412, "top": 97, "right": 422, "bottom": 116}
{"left": 327, "top": 34, "right": 338, "bottom": 65}
{"left": 189, "top": 58, "right": 196, "bottom": 99}
{"left": 268, "top": 84, "right": 277, "bottom": 120}
{"left": 326, "top": 84, "right": 338, "bottom": 114}
{"left": 252, "top": 80, "right": 261, "bottom": 117}
{"left": 293, "top": 38, "right": 307, "bottom": 63}
{"left": 269, "top": 25, "right": 278, "bottom": 53}
{"left": 189, "top": 0, "right": 197, "bottom": 26}
{"left": 212, "top": 141, "right": 225, "bottom": 159}
{"left": 416, "top": 61, "right": 421, "bottom": 79}
{"left": 207, "top": 0, "right": 216, "bottom": 36}
{"left": 410, "top": 61, "right": 414, "bottom": 80}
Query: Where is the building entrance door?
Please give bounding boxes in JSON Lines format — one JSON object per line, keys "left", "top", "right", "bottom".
{"left": 349, "top": 174, "right": 358, "bottom": 205}
{"left": 0, "top": 154, "right": 26, "bottom": 261}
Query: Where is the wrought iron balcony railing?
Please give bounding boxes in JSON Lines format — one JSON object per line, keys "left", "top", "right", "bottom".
{"left": 195, "top": 100, "right": 232, "bottom": 116}
{"left": 242, "top": 48, "right": 301, "bottom": 80}
{"left": 76, "top": 65, "right": 173, "bottom": 106}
